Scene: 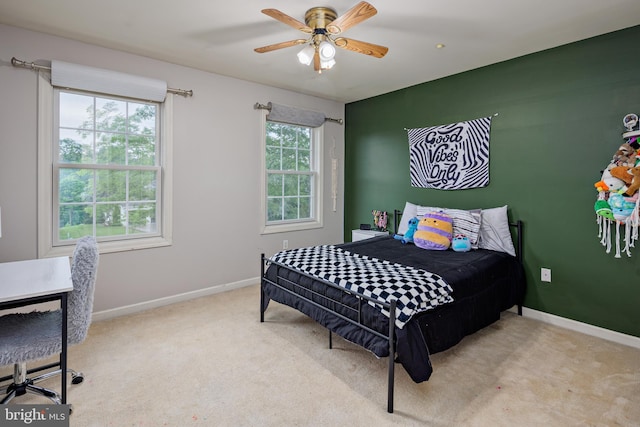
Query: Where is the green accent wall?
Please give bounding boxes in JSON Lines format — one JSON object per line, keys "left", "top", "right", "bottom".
{"left": 344, "top": 26, "right": 640, "bottom": 337}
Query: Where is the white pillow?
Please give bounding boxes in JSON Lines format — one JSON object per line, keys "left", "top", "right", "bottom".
{"left": 397, "top": 202, "right": 418, "bottom": 235}
{"left": 478, "top": 205, "right": 516, "bottom": 256}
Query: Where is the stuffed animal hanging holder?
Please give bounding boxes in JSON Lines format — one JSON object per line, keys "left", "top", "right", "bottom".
{"left": 593, "top": 113, "right": 640, "bottom": 257}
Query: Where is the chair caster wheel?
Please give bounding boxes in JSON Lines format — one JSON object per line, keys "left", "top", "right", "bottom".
{"left": 71, "top": 372, "right": 84, "bottom": 384}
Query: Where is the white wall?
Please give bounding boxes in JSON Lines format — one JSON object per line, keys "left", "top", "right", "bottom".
{"left": 0, "top": 24, "right": 345, "bottom": 312}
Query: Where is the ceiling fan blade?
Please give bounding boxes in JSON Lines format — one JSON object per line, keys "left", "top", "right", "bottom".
{"left": 254, "top": 39, "right": 308, "bottom": 53}
{"left": 334, "top": 37, "right": 388, "bottom": 58}
{"left": 261, "top": 9, "right": 313, "bottom": 34}
{"left": 326, "top": 1, "right": 377, "bottom": 35}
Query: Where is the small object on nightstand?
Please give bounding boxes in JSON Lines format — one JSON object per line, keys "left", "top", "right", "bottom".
{"left": 359, "top": 223, "right": 371, "bottom": 230}
{"left": 372, "top": 210, "right": 388, "bottom": 231}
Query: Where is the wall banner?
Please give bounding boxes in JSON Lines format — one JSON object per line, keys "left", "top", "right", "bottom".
{"left": 407, "top": 116, "right": 492, "bottom": 190}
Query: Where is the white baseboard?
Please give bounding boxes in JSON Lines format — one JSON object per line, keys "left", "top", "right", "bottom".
{"left": 509, "top": 306, "right": 640, "bottom": 350}
{"left": 91, "top": 277, "right": 258, "bottom": 322}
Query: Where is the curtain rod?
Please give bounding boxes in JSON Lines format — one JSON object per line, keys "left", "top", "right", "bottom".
{"left": 403, "top": 113, "right": 499, "bottom": 131}
{"left": 254, "top": 102, "right": 343, "bottom": 125}
{"left": 11, "top": 57, "right": 193, "bottom": 97}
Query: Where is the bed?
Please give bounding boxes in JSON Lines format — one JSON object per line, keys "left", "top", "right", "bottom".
{"left": 260, "top": 205, "right": 526, "bottom": 413}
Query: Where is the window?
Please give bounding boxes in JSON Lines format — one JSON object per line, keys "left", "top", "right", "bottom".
{"left": 38, "top": 74, "right": 173, "bottom": 256}
{"left": 261, "top": 119, "right": 323, "bottom": 234}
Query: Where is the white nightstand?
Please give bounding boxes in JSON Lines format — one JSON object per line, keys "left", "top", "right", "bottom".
{"left": 352, "top": 229, "right": 389, "bottom": 242}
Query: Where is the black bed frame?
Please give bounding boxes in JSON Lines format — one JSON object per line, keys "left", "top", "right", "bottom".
{"left": 260, "top": 209, "right": 524, "bottom": 413}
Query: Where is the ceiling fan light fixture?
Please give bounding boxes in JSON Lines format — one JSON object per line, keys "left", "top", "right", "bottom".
{"left": 320, "top": 58, "right": 336, "bottom": 70}
{"left": 297, "top": 45, "right": 315, "bottom": 65}
{"left": 255, "top": 2, "right": 388, "bottom": 74}
{"left": 318, "top": 41, "right": 336, "bottom": 61}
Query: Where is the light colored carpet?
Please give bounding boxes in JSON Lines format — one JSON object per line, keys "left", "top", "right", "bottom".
{"left": 2, "top": 284, "right": 639, "bottom": 426}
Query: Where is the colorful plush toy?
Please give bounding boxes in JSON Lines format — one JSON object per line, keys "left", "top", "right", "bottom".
{"left": 623, "top": 165, "right": 640, "bottom": 196}
{"left": 611, "top": 142, "right": 637, "bottom": 168}
{"left": 372, "top": 210, "right": 388, "bottom": 231}
{"left": 394, "top": 217, "right": 419, "bottom": 244}
{"left": 594, "top": 199, "right": 615, "bottom": 220}
{"left": 608, "top": 193, "right": 636, "bottom": 221}
{"left": 451, "top": 234, "right": 471, "bottom": 252}
{"left": 609, "top": 165, "right": 634, "bottom": 185}
{"left": 413, "top": 211, "right": 453, "bottom": 251}
{"left": 596, "top": 168, "right": 626, "bottom": 193}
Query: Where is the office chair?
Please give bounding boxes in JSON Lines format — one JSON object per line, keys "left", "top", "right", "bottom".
{"left": 0, "top": 236, "right": 99, "bottom": 404}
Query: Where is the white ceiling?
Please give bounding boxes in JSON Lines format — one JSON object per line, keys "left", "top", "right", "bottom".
{"left": 1, "top": 0, "right": 639, "bottom": 103}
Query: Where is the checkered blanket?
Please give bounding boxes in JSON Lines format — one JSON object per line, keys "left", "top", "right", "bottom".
{"left": 269, "top": 245, "right": 454, "bottom": 329}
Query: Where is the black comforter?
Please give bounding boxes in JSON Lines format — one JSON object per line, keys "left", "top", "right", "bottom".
{"left": 262, "top": 235, "right": 526, "bottom": 383}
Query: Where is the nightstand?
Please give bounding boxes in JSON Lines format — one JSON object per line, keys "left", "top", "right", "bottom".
{"left": 351, "top": 229, "right": 389, "bottom": 242}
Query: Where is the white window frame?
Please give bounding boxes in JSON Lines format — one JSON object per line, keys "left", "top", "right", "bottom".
{"left": 37, "top": 73, "right": 173, "bottom": 257}
{"left": 260, "top": 110, "right": 323, "bottom": 234}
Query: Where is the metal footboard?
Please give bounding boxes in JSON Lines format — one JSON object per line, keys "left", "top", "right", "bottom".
{"left": 260, "top": 253, "right": 398, "bottom": 413}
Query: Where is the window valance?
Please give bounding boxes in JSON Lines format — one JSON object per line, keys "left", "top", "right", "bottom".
{"left": 51, "top": 60, "right": 168, "bottom": 102}
{"left": 254, "top": 102, "right": 343, "bottom": 126}
{"left": 11, "top": 57, "right": 193, "bottom": 99}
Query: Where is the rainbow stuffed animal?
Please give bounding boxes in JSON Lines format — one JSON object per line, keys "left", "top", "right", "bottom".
{"left": 413, "top": 211, "right": 453, "bottom": 250}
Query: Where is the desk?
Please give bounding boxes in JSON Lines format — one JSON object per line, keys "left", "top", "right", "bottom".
{"left": 0, "top": 257, "right": 73, "bottom": 404}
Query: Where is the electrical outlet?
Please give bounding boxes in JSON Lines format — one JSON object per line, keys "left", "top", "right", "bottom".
{"left": 541, "top": 268, "right": 551, "bottom": 283}
{"left": 283, "top": 240, "right": 289, "bottom": 249}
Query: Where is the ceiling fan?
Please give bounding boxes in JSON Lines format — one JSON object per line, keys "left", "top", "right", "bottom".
{"left": 254, "top": 1, "right": 388, "bottom": 73}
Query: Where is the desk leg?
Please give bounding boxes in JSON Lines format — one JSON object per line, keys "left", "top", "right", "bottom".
{"left": 61, "top": 292, "right": 68, "bottom": 405}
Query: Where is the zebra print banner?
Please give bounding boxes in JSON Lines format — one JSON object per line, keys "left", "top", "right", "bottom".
{"left": 407, "top": 117, "right": 492, "bottom": 190}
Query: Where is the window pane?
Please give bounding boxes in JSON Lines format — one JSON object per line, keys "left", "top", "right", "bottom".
{"left": 284, "top": 197, "right": 299, "bottom": 220}
{"left": 266, "top": 124, "right": 282, "bottom": 147}
{"left": 126, "top": 202, "right": 156, "bottom": 234}
{"left": 128, "top": 103, "right": 156, "bottom": 134}
{"left": 96, "top": 170, "right": 126, "bottom": 202}
{"left": 283, "top": 175, "right": 298, "bottom": 196}
{"left": 96, "top": 132, "right": 126, "bottom": 165}
{"left": 282, "top": 148, "right": 297, "bottom": 170}
{"left": 97, "top": 203, "right": 124, "bottom": 229}
{"left": 128, "top": 135, "right": 156, "bottom": 166}
{"left": 59, "top": 168, "right": 93, "bottom": 203}
{"left": 298, "top": 149, "right": 310, "bottom": 171}
{"left": 129, "top": 170, "right": 157, "bottom": 201}
{"left": 95, "top": 99, "right": 126, "bottom": 133}
{"left": 299, "top": 175, "right": 311, "bottom": 196}
{"left": 282, "top": 127, "right": 297, "bottom": 148}
{"left": 267, "top": 174, "right": 283, "bottom": 197}
{"left": 59, "top": 205, "right": 93, "bottom": 241}
{"left": 297, "top": 129, "right": 311, "bottom": 150}
{"left": 267, "top": 197, "right": 283, "bottom": 221}
{"left": 266, "top": 147, "right": 281, "bottom": 170}
{"left": 59, "top": 93, "right": 93, "bottom": 130}
{"left": 299, "top": 196, "right": 311, "bottom": 218}
{"left": 59, "top": 129, "right": 92, "bottom": 164}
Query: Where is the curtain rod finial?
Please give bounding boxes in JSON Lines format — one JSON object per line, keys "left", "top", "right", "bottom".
{"left": 254, "top": 102, "right": 271, "bottom": 111}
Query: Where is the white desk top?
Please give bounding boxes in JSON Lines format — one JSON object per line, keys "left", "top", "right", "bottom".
{"left": 0, "top": 256, "right": 73, "bottom": 304}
